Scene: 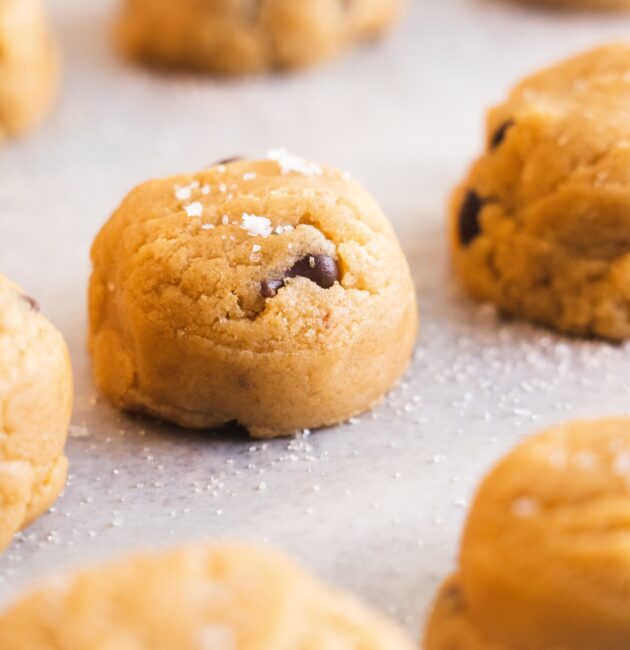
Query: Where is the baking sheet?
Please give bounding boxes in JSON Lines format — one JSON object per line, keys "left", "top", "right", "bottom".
{"left": 2, "top": 0, "right": 630, "bottom": 636}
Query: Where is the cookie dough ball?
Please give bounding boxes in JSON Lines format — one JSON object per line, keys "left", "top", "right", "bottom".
{"left": 89, "top": 153, "right": 417, "bottom": 438}
{"left": 451, "top": 44, "right": 630, "bottom": 340}
{"left": 0, "top": 542, "right": 415, "bottom": 649}
{"left": 118, "top": 0, "right": 403, "bottom": 75}
{"left": 0, "top": 0, "right": 59, "bottom": 141}
{"left": 0, "top": 275, "right": 72, "bottom": 553}
{"left": 517, "top": 0, "right": 630, "bottom": 9}
{"left": 424, "top": 418, "right": 630, "bottom": 650}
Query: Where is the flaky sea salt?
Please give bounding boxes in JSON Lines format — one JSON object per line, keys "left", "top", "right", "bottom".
{"left": 175, "top": 181, "right": 199, "bottom": 201}
{"left": 241, "top": 213, "right": 272, "bottom": 237}
{"left": 267, "top": 148, "right": 322, "bottom": 176}
{"left": 613, "top": 453, "right": 630, "bottom": 476}
{"left": 512, "top": 497, "right": 539, "bottom": 518}
{"left": 185, "top": 202, "right": 203, "bottom": 218}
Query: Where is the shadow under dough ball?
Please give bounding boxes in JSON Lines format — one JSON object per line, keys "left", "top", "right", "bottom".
{"left": 423, "top": 417, "right": 630, "bottom": 650}
{"left": 88, "top": 153, "right": 418, "bottom": 438}
{"left": 0, "top": 0, "right": 59, "bottom": 141}
{"left": 450, "top": 43, "right": 630, "bottom": 340}
{"left": 0, "top": 274, "right": 72, "bottom": 553}
{"left": 117, "top": 0, "right": 404, "bottom": 75}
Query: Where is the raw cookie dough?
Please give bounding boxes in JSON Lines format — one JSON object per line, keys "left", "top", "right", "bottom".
{"left": 0, "top": 0, "right": 59, "bottom": 141}
{"left": 89, "top": 153, "right": 417, "bottom": 438}
{"left": 424, "top": 418, "right": 630, "bottom": 650}
{"left": 451, "top": 44, "right": 630, "bottom": 340}
{"left": 516, "top": 0, "right": 630, "bottom": 9}
{"left": 0, "top": 274, "right": 72, "bottom": 553}
{"left": 118, "top": 0, "right": 403, "bottom": 75}
{"left": 0, "top": 542, "right": 415, "bottom": 649}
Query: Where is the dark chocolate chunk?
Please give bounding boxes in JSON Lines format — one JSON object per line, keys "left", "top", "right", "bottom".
{"left": 490, "top": 120, "right": 514, "bottom": 150}
{"left": 443, "top": 582, "right": 466, "bottom": 614}
{"left": 458, "top": 190, "right": 484, "bottom": 246}
{"left": 261, "top": 255, "right": 340, "bottom": 298}
{"left": 287, "top": 255, "right": 339, "bottom": 288}
{"left": 21, "top": 294, "right": 40, "bottom": 312}
{"left": 213, "top": 157, "right": 243, "bottom": 167}
{"left": 260, "top": 278, "right": 285, "bottom": 299}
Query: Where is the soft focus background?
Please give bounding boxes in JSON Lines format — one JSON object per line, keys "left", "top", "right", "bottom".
{"left": 2, "top": 0, "right": 630, "bottom": 636}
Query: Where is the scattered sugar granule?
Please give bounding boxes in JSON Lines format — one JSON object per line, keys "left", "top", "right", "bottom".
{"left": 201, "top": 184, "right": 211, "bottom": 195}
{"left": 252, "top": 244, "right": 261, "bottom": 253}
{"left": 185, "top": 202, "right": 203, "bottom": 218}
{"left": 243, "top": 172, "right": 257, "bottom": 181}
{"left": 222, "top": 215, "right": 230, "bottom": 225}
{"left": 274, "top": 224, "right": 294, "bottom": 234}
{"left": 69, "top": 425, "right": 90, "bottom": 439}
{"left": 267, "top": 148, "right": 322, "bottom": 176}
{"left": 241, "top": 213, "right": 272, "bottom": 237}
{"left": 201, "top": 224, "right": 215, "bottom": 230}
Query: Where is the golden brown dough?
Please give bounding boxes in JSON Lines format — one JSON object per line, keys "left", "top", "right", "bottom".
{"left": 118, "top": 0, "right": 403, "bottom": 75}
{"left": 424, "top": 418, "right": 630, "bottom": 650}
{"left": 0, "top": 0, "right": 59, "bottom": 140}
{"left": 0, "top": 542, "right": 415, "bottom": 649}
{"left": 0, "top": 274, "right": 72, "bottom": 553}
{"left": 89, "top": 153, "right": 417, "bottom": 437}
{"left": 515, "top": 0, "right": 630, "bottom": 10}
{"left": 450, "top": 44, "right": 630, "bottom": 340}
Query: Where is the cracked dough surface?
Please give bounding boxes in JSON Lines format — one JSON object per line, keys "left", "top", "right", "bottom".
{"left": 424, "top": 418, "right": 630, "bottom": 650}
{"left": 450, "top": 43, "right": 630, "bottom": 340}
{"left": 0, "top": 0, "right": 58, "bottom": 141}
{"left": 118, "top": 0, "right": 403, "bottom": 75}
{"left": 89, "top": 155, "right": 417, "bottom": 438}
{"left": 0, "top": 542, "right": 415, "bottom": 650}
{"left": 0, "top": 274, "right": 71, "bottom": 554}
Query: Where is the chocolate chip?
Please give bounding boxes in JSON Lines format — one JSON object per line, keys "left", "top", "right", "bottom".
{"left": 260, "top": 278, "right": 285, "bottom": 299}
{"left": 458, "top": 190, "right": 484, "bottom": 246}
{"left": 443, "top": 583, "right": 466, "bottom": 613}
{"left": 261, "top": 255, "right": 340, "bottom": 298}
{"left": 213, "top": 157, "right": 243, "bottom": 167}
{"left": 21, "top": 294, "right": 39, "bottom": 312}
{"left": 490, "top": 120, "right": 514, "bottom": 150}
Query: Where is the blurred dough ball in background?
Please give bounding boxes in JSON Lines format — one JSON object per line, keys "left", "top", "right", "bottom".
{"left": 0, "top": 542, "right": 415, "bottom": 649}
{"left": 117, "top": 0, "right": 404, "bottom": 75}
{"left": 424, "top": 418, "right": 630, "bottom": 650}
{"left": 0, "top": 274, "right": 72, "bottom": 554}
{"left": 515, "top": 0, "right": 630, "bottom": 9}
{"left": 0, "top": 0, "right": 59, "bottom": 141}
{"left": 450, "top": 44, "right": 630, "bottom": 341}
